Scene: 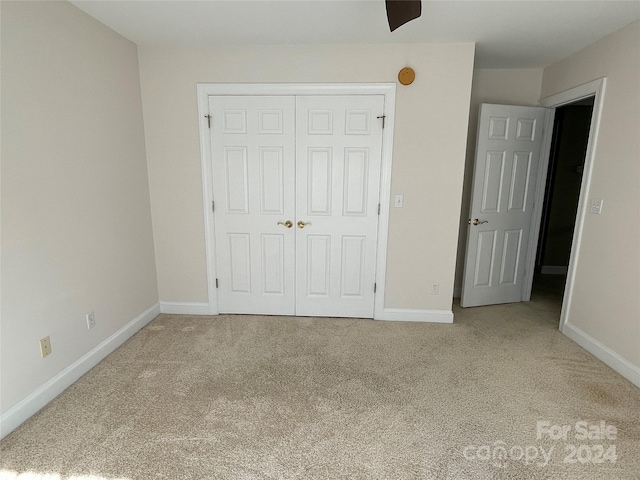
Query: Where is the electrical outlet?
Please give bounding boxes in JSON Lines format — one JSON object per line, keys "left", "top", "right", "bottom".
{"left": 40, "top": 336, "right": 52, "bottom": 358}
{"left": 431, "top": 283, "right": 439, "bottom": 295}
{"left": 86, "top": 311, "right": 96, "bottom": 329}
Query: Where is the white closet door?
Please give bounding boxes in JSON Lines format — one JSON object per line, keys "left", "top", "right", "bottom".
{"left": 295, "top": 95, "right": 385, "bottom": 318}
{"left": 210, "top": 96, "right": 296, "bottom": 315}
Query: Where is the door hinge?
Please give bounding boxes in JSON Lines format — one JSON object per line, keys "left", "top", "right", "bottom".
{"left": 205, "top": 114, "right": 212, "bottom": 128}
{"left": 377, "top": 115, "right": 386, "bottom": 129}
{"left": 212, "top": 200, "right": 215, "bottom": 212}
{"left": 378, "top": 203, "right": 381, "bottom": 215}
{"left": 374, "top": 283, "right": 377, "bottom": 293}
{"left": 216, "top": 278, "right": 219, "bottom": 289}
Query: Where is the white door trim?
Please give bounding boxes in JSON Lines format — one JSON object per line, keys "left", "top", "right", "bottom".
{"left": 521, "top": 108, "right": 556, "bottom": 301}
{"left": 196, "top": 83, "right": 396, "bottom": 318}
{"left": 522, "top": 77, "right": 607, "bottom": 333}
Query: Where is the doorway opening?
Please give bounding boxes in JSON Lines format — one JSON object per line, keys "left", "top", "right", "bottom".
{"left": 531, "top": 96, "right": 595, "bottom": 313}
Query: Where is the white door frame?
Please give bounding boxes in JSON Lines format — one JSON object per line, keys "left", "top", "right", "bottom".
{"left": 196, "top": 83, "right": 396, "bottom": 318}
{"left": 522, "top": 78, "right": 607, "bottom": 332}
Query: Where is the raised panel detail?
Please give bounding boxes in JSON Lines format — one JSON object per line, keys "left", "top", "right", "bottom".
{"left": 308, "top": 110, "right": 333, "bottom": 135}
{"left": 308, "top": 148, "right": 332, "bottom": 215}
{"left": 345, "top": 110, "right": 371, "bottom": 135}
{"left": 341, "top": 236, "right": 365, "bottom": 297}
{"left": 228, "top": 234, "right": 251, "bottom": 293}
{"left": 343, "top": 148, "right": 369, "bottom": 216}
{"left": 499, "top": 229, "right": 522, "bottom": 285}
{"left": 259, "top": 147, "right": 283, "bottom": 214}
{"left": 259, "top": 109, "right": 283, "bottom": 134}
{"left": 508, "top": 152, "right": 532, "bottom": 212}
{"left": 261, "top": 234, "right": 284, "bottom": 294}
{"left": 516, "top": 118, "right": 536, "bottom": 141}
{"left": 488, "top": 116, "right": 509, "bottom": 140}
{"left": 473, "top": 230, "right": 497, "bottom": 287}
{"left": 224, "top": 147, "right": 249, "bottom": 213}
{"left": 307, "top": 235, "right": 331, "bottom": 296}
{"left": 222, "top": 109, "right": 247, "bottom": 134}
{"left": 481, "top": 151, "right": 505, "bottom": 213}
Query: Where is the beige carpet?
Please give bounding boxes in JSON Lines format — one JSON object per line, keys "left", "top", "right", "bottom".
{"left": 2, "top": 288, "right": 639, "bottom": 479}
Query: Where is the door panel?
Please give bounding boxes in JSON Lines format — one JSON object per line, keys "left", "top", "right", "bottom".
{"left": 261, "top": 234, "right": 285, "bottom": 294}
{"left": 259, "top": 147, "right": 285, "bottom": 214}
{"left": 295, "top": 96, "right": 384, "bottom": 318}
{"left": 210, "top": 96, "right": 296, "bottom": 315}
{"left": 461, "top": 104, "right": 547, "bottom": 307}
{"left": 341, "top": 235, "right": 366, "bottom": 296}
{"left": 306, "top": 235, "right": 331, "bottom": 296}
{"left": 228, "top": 233, "right": 251, "bottom": 293}
{"left": 481, "top": 151, "right": 505, "bottom": 212}
{"left": 224, "top": 147, "right": 250, "bottom": 213}
{"left": 343, "top": 149, "right": 369, "bottom": 215}
{"left": 308, "top": 148, "right": 333, "bottom": 215}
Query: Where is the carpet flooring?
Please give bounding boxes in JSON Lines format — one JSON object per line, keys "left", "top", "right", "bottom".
{"left": 2, "top": 283, "right": 639, "bottom": 479}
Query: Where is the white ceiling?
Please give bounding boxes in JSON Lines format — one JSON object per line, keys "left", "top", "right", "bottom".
{"left": 71, "top": 0, "right": 640, "bottom": 68}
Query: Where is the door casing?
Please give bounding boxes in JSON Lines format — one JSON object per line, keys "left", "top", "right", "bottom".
{"left": 197, "top": 83, "right": 396, "bottom": 318}
{"left": 523, "top": 78, "right": 607, "bottom": 333}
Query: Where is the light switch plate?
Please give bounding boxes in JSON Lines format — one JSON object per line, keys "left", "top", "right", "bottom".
{"left": 589, "top": 198, "right": 603, "bottom": 214}
{"left": 394, "top": 195, "right": 404, "bottom": 208}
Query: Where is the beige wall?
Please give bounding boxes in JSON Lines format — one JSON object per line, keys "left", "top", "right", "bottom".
{"left": 1, "top": 2, "right": 158, "bottom": 413}
{"left": 454, "top": 68, "right": 544, "bottom": 294}
{"left": 138, "top": 43, "right": 475, "bottom": 310}
{"left": 541, "top": 21, "right": 640, "bottom": 368}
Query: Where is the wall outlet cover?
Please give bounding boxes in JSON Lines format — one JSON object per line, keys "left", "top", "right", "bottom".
{"left": 40, "top": 336, "right": 52, "bottom": 358}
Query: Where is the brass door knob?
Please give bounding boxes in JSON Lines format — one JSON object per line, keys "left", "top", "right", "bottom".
{"left": 297, "top": 220, "right": 312, "bottom": 229}
{"left": 277, "top": 220, "right": 293, "bottom": 228}
{"left": 471, "top": 219, "right": 489, "bottom": 226}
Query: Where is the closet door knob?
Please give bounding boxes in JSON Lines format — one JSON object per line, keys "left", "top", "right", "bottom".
{"left": 297, "top": 220, "right": 312, "bottom": 229}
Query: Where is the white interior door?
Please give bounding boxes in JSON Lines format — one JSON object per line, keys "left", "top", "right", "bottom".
{"left": 210, "top": 96, "right": 296, "bottom": 315}
{"left": 210, "top": 94, "right": 384, "bottom": 317}
{"left": 295, "top": 95, "right": 384, "bottom": 318}
{"left": 461, "top": 103, "right": 547, "bottom": 307}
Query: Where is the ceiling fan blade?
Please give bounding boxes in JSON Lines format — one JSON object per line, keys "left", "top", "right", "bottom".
{"left": 386, "top": 0, "right": 422, "bottom": 32}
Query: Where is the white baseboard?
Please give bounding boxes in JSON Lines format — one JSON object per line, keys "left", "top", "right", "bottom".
{"left": 159, "top": 301, "right": 212, "bottom": 315}
{"left": 0, "top": 303, "right": 160, "bottom": 440}
{"left": 541, "top": 265, "right": 568, "bottom": 275}
{"left": 375, "top": 308, "right": 454, "bottom": 323}
{"left": 562, "top": 321, "right": 640, "bottom": 388}
{"left": 162, "top": 302, "right": 454, "bottom": 324}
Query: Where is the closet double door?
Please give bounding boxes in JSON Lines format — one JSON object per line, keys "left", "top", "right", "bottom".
{"left": 209, "top": 94, "right": 384, "bottom": 318}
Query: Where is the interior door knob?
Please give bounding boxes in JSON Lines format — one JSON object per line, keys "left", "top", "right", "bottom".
{"left": 297, "top": 220, "right": 312, "bottom": 229}
{"left": 277, "top": 220, "right": 293, "bottom": 228}
{"left": 472, "top": 219, "right": 489, "bottom": 226}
